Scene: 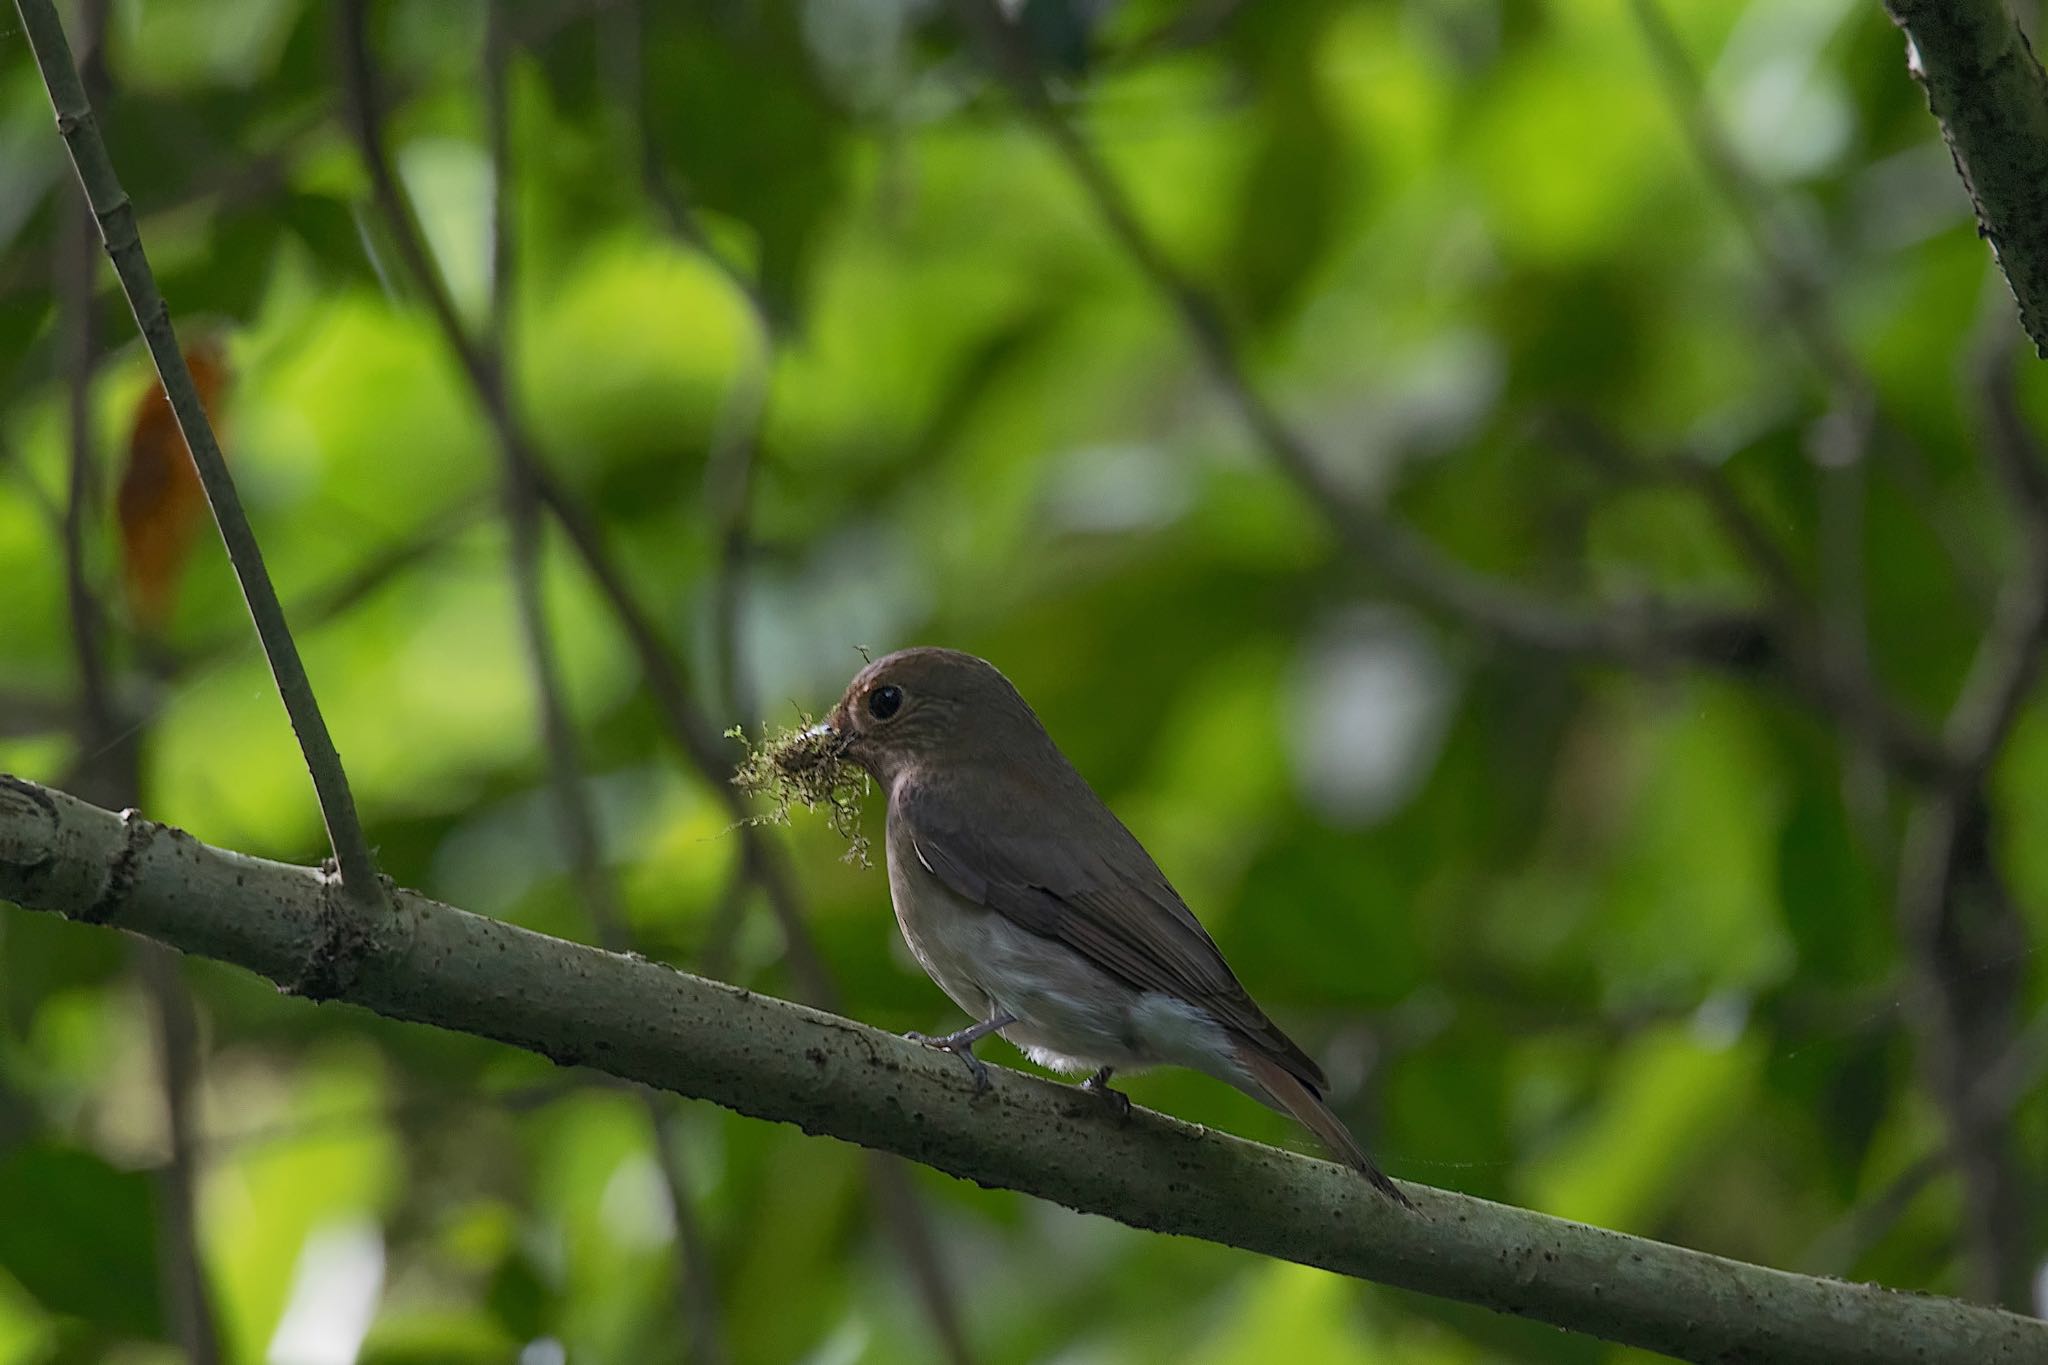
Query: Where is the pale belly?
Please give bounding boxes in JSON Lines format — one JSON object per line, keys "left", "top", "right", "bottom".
{"left": 885, "top": 831, "right": 1247, "bottom": 1087}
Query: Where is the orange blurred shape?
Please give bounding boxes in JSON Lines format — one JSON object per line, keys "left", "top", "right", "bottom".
{"left": 118, "top": 337, "right": 229, "bottom": 632}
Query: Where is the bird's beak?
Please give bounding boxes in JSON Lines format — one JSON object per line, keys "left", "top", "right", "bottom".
{"left": 812, "top": 711, "right": 852, "bottom": 756}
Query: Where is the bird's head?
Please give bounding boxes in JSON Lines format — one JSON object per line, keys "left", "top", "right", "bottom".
{"left": 823, "top": 647, "right": 1040, "bottom": 790}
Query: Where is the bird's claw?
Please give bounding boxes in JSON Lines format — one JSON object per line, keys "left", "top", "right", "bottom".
{"left": 905, "top": 1030, "right": 993, "bottom": 1094}
{"left": 1081, "top": 1068, "right": 1131, "bottom": 1118}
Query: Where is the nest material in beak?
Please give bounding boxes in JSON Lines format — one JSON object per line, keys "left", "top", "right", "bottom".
{"left": 728, "top": 717, "right": 872, "bottom": 866}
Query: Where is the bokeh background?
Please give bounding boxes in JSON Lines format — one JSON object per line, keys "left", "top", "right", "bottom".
{"left": 3, "top": 0, "right": 2046, "bottom": 1361}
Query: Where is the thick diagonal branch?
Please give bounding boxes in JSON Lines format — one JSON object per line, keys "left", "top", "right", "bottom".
{"left": 2, "top": 776, "right": 2043, "bottom": 1365}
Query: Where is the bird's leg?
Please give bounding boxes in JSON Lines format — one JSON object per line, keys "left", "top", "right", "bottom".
{"left": 1080, "top": 1066, "right": 1131, "bottom": 1117}
{"left": 906, "top": 1011, "right": 1016, "bottom": 1094}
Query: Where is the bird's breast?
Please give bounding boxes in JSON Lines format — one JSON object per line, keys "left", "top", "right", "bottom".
{"left": 884, "top": 819, "right": 1000, "bottom": 1017}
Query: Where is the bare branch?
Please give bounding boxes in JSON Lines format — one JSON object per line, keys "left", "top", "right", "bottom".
{"left": 1885, "top": 0, "right": 2048, "bottom": 357}
{"left": 1881, "top": 336, "right": 2048, "bottom": 1310}
{"left": 15, "top": 0, "right": 387, "bottom": 914}
{"left": 1894, "top": 794, "right": 2035, "bottom": 1308}
{"left": 1804, "top": 1002, "right": 2048, "bottom": 1276}
{"left": 136, "top": 943, "right": 223, "bottom": 1364}
{"left": 46, "top": 15, "right": 221, "bottom": 1352}
{"left": 1947, "top": 334, "right": 2048, "bottom": 775}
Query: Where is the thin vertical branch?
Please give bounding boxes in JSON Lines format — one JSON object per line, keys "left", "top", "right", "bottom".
{"left": 1803, "top": 1002, "right": 2048, "bottom": 1275}
{"left": 15, "top": 0, "right": 387, "bottom": 914}
{"left": 611, "top": 12, "right": 976, "bottom": 1358}
{"left": 1949, "top": 332, "right": 2048, "bottom": 772}
{"left": 1886, "top": 334, "right": 2048, "bottom": 1310}
{"left": 1627, "top": 0, "right": 1911, "bottom": 838}
{"left": 47, "top": 9, "right": 221, "bottom": 1353}
{"left": 1627, "top": 0, "right": 1865, "bottom": 390}
{"left": 1894, "top": 795, "right": 2034, "bottom": 1307}
{"left": 606, "top": 0, "right": 780, "bottom": 732}
{"left": 701, "top": 364, "right": 771, "bottom": 724}
{"left": 484, "top": 19, "right": 729, "bottom": 1358}
{"left": 57, "top": 195, "right": 110, "bottom": 744}
{"left": 137, "top": 945, "right": 223, "bottom": 1364}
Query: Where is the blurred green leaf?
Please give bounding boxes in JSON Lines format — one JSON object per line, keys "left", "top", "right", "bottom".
{"left": 0, "top": 1144, "right": 160, "bottom": 1338}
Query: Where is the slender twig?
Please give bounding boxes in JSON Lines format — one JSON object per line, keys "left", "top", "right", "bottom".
{"left": 1632, "top": 0, "right": 1994, "bottom": 635}
{"left": 1625, "top": 0, "right": 1961, "bottom": 840}
{"left": 590, "top": 1, "right": 783, "bottom": 730}
{"left": 1540, "top": 413, "right": 1808, "bottom": 613}
{"left": 57, "top": 193, "right": 111, "bottom": 743}
{"left": 16, "top": 0, "right": 386, "bottom": 913}
{"left": 1893, "top": 794, "right": 2033, "bottom": 1307}
{"left": 481, "top": 19, "right": 730, "bottom": 1357}
{"left": 1804, "top": 1002, "right": 2048, "bottom": 1276}
{"left": 608, "top": 0, "right": 778, "bottom": 754}
{"left": 1884, "top": 334, "right": 2048, "bottom": 1310}
{"left": 6, "top": 778, "right": 2047, "bottom": 1365}
{"left": 1627, "top": 0, "right": 1861, "bottom": 388}
{"left": 0, "top": 429, "right": 64, "bottom": 532}
{"left": 0, "top": 689, "right": 75, "bottom": 739}
{"left": 136, "top": 944, "right": 223, "bottom": 1363}
{"left": 1947, "top": 332, "right": 2048, "bottom": 776}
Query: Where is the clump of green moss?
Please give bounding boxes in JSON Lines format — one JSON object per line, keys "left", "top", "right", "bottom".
{"left": 728, "top": 719, "right": 872, "bottom": 867}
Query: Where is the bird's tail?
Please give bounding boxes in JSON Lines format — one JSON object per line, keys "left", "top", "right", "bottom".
{"left": 1235, "top": 1044, "right": 1414, "bottom": 1210}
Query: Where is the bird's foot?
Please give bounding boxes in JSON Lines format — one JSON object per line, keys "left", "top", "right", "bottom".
{"left": 905, "top": 1030, "right": 993, "bottom": 1094}
{"left": 1081, "top": 1066, "right": 1131, "bottom": 1118}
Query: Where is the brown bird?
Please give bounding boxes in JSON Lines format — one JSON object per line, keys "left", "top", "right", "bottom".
{"left": 822, "top": 646, "right": 1411, "bottom": 1207}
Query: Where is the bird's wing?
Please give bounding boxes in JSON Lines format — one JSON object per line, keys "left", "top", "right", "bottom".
{"left": 898, "top": 777, "right": 1326, "bottom": 1090}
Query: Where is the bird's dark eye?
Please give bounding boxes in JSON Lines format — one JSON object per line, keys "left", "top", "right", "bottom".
{"left": 867, "top": 684, "right": 903, "bottom": 720}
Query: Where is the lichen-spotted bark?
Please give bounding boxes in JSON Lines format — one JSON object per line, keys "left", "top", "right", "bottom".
{"left": 1886, "top": 0, "right": 2048, "bottom": 356}
{"left": 2, "top": 774, "right": 2044, "bottom": 1365}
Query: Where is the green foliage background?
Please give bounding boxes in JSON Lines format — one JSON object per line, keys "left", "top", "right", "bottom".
{"left": 2, "top": 0, "right": 2046, "bottom": 1361}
